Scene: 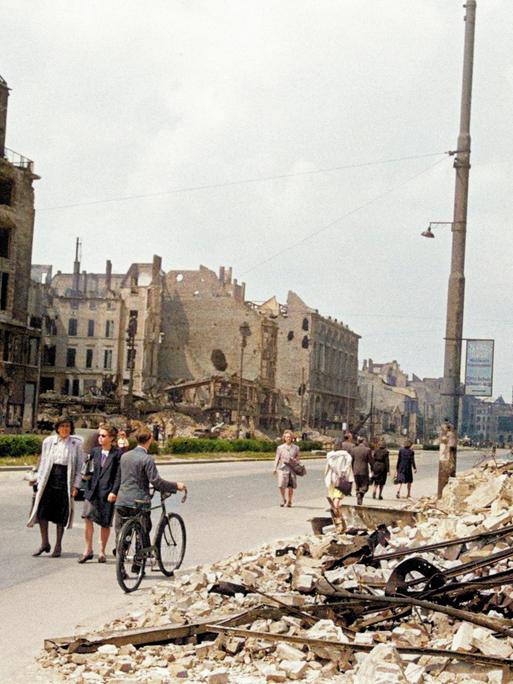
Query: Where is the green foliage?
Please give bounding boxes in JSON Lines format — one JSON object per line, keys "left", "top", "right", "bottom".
{"left": 297, "top": 440, "right": 323, "bottom": 451}
{"left": 0, "top": 435, "right": 44, "bottom": 457}
{"left": 422, "top": 444, "right": 439, "bottom": 451}
{"left": 165, "top": 437, "right": 323, "bottom": 454}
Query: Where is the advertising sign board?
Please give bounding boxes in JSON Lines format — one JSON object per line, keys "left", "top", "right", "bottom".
{"left": 465, "top": 339, "right": 494, "bottom": 397}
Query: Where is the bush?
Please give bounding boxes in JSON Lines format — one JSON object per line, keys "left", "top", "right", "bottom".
{"left": 297, "top": 440, "right": 323, "bottom": 452}
{"left": 422, "top": 444, "right": 439, "bottom": 451}
{"left": 0, "top": 435, "right": 44, "bottom": 457}
{"left": 165, "top": 437, "right": 323, "bottom": 454}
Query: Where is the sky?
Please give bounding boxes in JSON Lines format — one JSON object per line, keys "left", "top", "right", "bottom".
{"left": 2, "top": 0, "right": 513, "bottom": 399}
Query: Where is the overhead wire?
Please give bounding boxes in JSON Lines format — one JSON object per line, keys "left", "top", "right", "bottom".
{"left": 239, "top": 154, "right": 449, "bottom": 276}
{"left": 37, "top": 150, "right": 448, "bottom": 212}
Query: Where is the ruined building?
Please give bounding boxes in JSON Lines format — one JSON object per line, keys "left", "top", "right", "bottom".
{"left": 34, "top": 245, "right": 163, "bottom": 404}
{"left": 33, "top": 257, "right": 360, "bottom": 432}
{"left": 0, "top": 76, "right": 40, "bottom": 431}
{"left": 159, "top": 265, "right": 287, "bottom": 430}
{"left": 255, "top": 291, "right": 360, "bottom": 431}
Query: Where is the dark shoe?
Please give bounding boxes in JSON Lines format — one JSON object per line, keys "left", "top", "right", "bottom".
{"left": 112, "top": 547, "right": 116, "bottom": 557}
{"left": 356, "top": 496, "right": 363, "bottom": 506}
{"left": 396, "top": 492, "right": 400, "bottom": 499}
{"left": 32, "top": 544, "right": 51, "bottom": 557}
{"left": 378, "top": 495, "right": 383, "bottom": 500}
{"left": 372, "top": 491, "right": 376, "bottom": 499}
{"left": 286, "top": 502, "right": 292, "bottom": 507}
{"left": 51, "top": 549, "right": 62, "bottom": 558}
{"left": 98, "top": 554, "right": 107, "bottom": 563}
{"left": 78, "top": 552, "right": 93, "bottom": 564}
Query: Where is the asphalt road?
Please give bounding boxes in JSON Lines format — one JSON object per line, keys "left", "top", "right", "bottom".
{"left": 0, "top": 449, "right": 490, "bottom": 681}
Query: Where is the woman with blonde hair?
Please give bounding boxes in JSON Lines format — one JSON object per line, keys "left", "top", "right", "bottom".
{"left": 273, "top": 429, "right": 301, "bottom": 507}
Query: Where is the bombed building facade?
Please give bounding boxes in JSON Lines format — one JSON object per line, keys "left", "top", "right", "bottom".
{"left": 0, "top": 75, "right": 40, "bottom": 431}
{"left": 34, "top": 244, "right": 163, "bottom": 406}
{"left": 32, "top": 257, "right": 360, "bottom": 432}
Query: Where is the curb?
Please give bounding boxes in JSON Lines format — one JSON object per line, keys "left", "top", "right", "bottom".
{"left": 0, "top": 454, "right": 328, "bottom": 473}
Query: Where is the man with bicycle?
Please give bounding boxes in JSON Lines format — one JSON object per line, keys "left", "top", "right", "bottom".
{"left": 114, "top": 427, "right": 187, "bottom": 542}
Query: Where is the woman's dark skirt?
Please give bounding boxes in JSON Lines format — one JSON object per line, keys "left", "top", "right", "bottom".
{"left": 82, "top": 497, "right": 115, "bottom": 528}
{"left": 37, "top": 464, "right": 69, "bottom": 525}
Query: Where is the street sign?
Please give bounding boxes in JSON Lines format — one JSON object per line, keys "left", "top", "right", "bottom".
{"left": 464, "top": 339, "right": 494, "bottom": 396}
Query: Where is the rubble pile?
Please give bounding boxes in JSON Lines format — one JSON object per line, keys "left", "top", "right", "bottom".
{"left": 41, "top": 463, "right": 513, "bottom": 683}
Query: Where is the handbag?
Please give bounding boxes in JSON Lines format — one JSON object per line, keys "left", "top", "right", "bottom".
{"left": 290, "top": 460, "right": 306, "bottom": 477}
{"left": 336, "top": 475, "right": 352, "bottom": 496}
{"left": 80, "top": 453, "right": 94, "bottom": 481}
{"left": 393, "top": 476, "right": 399, "bottom": 485}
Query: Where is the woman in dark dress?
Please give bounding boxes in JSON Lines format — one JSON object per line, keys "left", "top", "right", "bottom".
{"left": 395, "top": 440, "right": 417, "bottom": 499}
{"left": 79, "top": 423, "right": 121, "bottom": 563}
{"left": 371, "top": 439, "right": 390, "bottom": 500}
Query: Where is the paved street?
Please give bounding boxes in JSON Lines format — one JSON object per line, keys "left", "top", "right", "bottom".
{"left": 0, "top": 450, "right": 489, "bottom": 681}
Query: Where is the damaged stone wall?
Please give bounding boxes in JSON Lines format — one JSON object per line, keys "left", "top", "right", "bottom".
{"left": 0, "top": 75, "right": 40, "bottom": 432}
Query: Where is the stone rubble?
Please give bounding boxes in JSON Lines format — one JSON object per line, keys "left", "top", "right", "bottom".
{"left": 39, "top": 461, "right": 513, "bottom": 683}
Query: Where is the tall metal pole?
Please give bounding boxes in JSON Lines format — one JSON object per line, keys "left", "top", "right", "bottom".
{"left": 438, "top": 0, "right": 476, "bottom": 497}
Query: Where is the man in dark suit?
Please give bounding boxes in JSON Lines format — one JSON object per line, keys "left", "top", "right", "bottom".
{"left": 114, "top": 426, "right": 187, "bottom": 540}
{"left": 351, "top": 436, "right": 372, "bottom": 506}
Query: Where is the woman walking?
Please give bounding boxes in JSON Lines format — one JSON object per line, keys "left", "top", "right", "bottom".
{"left": 273, "top": 430, "right": 301, "bottom": 507}
{"left": 371, "top": 439, "right": 390, "bottom": 500}
{"left": 27, "top": 417, "right": 85, "bottom": 557}
{"left": 395, "top": 440, "right": 417, "bottom": 499}
{"left": 79, "top": 423, "right": 122, "bottom": 563}
{"left": 324, "top": 438, "right": 353, "bottom": 531}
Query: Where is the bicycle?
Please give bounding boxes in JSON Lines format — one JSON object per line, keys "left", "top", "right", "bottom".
{"left": 116, "top": 491, "right": 186, "bottom": 593}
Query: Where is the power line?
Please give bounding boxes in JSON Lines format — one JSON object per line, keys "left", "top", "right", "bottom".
{"left": 37, "top": 150, "right": 447, "bottom": 211}
{"left": 240, "top": 155, "right": 448, "bottom": 276}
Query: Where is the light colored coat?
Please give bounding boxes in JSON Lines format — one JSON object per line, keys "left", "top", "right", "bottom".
{"left": 274, "top": 443, "right": 300, "bottom": 489}
{"left": 324, "top": 450, "right": 354, "bottom": 489}
{"left": 27, "top": 434, "right": 85, "bottom": 529}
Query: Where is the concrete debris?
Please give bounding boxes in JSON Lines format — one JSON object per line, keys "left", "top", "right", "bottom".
{"left": 40, "top": 460, "right": 513, "bottom": 682}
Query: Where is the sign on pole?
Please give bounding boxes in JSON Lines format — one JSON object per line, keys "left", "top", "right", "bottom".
{"left": 465, "top": 339, "right": 494, "bottom": 397}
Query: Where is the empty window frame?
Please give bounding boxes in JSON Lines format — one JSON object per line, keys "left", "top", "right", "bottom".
{"left": 0, "top": 227, "right": 10, "bottom": 258}
{"left": 66, "top": 347, "right": 76, "bottom": 367}
{"left": 68, "top": 318, "right": 78, "bottom": 336}
{"left": 85, "top": 348, "right": 94, "bottom": 368}
{"left": 0, "top": 272, "right": 8, "bottom": 310}
{"left": 0, "top": 178, "right": 13, "bottom": 206}
{"left": 103, "top": 349, "right": 113, "bottom": 370}
{"left": 87, "top": 319, "right": 95, "bottom": 337}
{"left": 105, "top": 320, "right": 114, "bottom": 338}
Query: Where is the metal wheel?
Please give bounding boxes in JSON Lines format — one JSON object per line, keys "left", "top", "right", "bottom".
{"left": 116, "top": 519, "right": 146, "bottom": 593}
{"left": 156, "top": 513, "right": 186, "bottom": 576}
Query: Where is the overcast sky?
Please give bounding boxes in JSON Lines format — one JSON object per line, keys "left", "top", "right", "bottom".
{"left": 2, "top": 1, "right": 512, "bottom": 399}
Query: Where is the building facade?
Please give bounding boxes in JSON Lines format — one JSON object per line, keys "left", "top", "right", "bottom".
{"left": 0, "top": 75, "right": 40, "bottom": 431}
{"left": 34, "top": 247, "right": 163, "bottom": 402}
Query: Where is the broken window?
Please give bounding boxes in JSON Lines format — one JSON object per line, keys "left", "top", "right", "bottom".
{"left": 302, "top": 336, "right": 309, "bottom": 349}
{"left": 85, "top": 348, "right": 93, "bottom": 368}
{"left": 87, "top": 319, "right": 95, "bottom": 337}
{"left": 68, "top": 318, "right": 78, "bottom": 336}
{"left": 45, "top": 317, "right": 57, "bottom": 335}
{"left": 0, "top": 272, "right": 8, "bottom": 310}
{"left": 40, "top": 377, "right": 54, "bottom": 392}
{"left": 43, "top": 345, "right": 56, "bottom": 366}
{"left": 128, "top": 310, "right": 138, "bottom": 337}
{"left": 72, "top": 379, "right": 80, "bottom": 396}
{"left": 302, "top": 318, "right": 309, "bottom": 331}
{"left": 211, "top": 349, "right": 228, "bottom": 371}
{"left": 70, "top": 299, "right": 79, "bottom": 310}
{"left": 287, "top": 331, "right": 294, "bottom": 341}
{"left": 103, "top": 349, "right": 113, "bottom": 370}
{"left": 0, "top": 178, "right": 13, "bottom": 206}
{"left": 105, "top": 320, "right": 114, "bottom": 338}
{"left": 62, "top": 379, "right": 70, "bottom": 395}
{"left": 0, "top": 227, "right": 10, "bottom": 258}
{"left": 66, "top": 347, "right": 76, "bottom": 367}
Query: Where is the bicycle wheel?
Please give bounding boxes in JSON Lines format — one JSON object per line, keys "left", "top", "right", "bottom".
{"left": 156, "top": 513, "right": 186, "bottom": 576}
{"left": 116, "top": 519, "right": 146, "bottom": 592}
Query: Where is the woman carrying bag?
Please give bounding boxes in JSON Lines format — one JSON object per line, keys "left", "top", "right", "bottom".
{"left": 324, "top": 437, "right": 353, "bottom": 532}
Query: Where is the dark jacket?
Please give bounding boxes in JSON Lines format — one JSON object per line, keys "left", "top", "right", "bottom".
{"left": 351, "top": 444, "right": 372, "bottom": 477}
{"left": 396, "top": 447, "right": 416, "bottom": 484}
{"left": 84, "top": 446, "right": 122, "bottom": 503}
{"left": 115, "top": 446, "right": 178, "bottom": 509}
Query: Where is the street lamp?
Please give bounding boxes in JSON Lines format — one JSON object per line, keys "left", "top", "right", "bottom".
{"left": 235, "top": 321, "right": 251, "bottom": 437}
{"left": 420, "top": 221, "right": 455, "bottom": 238}
{"left": 430, "top": 1, "right": 476, "bottom": 497}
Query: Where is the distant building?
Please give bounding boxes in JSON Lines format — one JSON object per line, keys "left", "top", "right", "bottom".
{"left": 461, "top": 395, "right": 513, "bottom": 445}
{"left": 0, "top": 75, "right": 40, "bottom": 431}
{"left": 33, "top": 244, "right": 163, "bottom": 402}
{"left": 257, "top": 291, "right": 359, "bottom": 431}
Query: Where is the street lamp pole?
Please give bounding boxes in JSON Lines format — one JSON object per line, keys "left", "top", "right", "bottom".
{"left": 438, "top": 0, "right": 477, "bottom": 497}
{"left": 235, "top": 322, "right": 251, "bottom": 437}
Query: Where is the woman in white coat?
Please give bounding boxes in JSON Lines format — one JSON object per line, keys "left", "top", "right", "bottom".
{"left": 27, "top": 417, "right": 85, "bottom": 557}
{"left": 324, "top": 437, "right": 353, "bottom": 531}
